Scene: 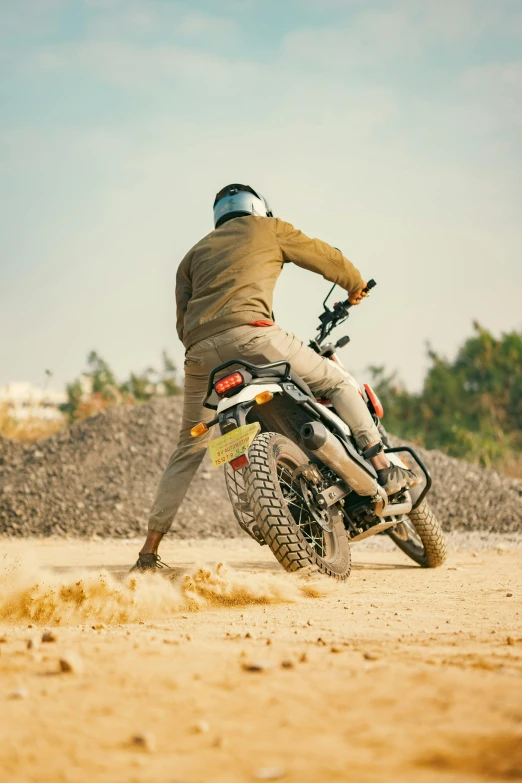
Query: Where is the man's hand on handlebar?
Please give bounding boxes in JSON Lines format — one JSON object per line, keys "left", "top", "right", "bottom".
{"left": 348, "top": 281, "right": 369, "bottom": 306}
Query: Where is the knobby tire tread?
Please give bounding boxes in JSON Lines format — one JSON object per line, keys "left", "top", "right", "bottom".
{"left": 243, "top": 432, "right": 351, "bottom": 580}
{"left": 391, "top": 500, "right": 447, "bottom": 568}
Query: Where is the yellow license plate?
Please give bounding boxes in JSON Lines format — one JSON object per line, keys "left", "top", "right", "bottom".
{"left": 208, "top": 423, "right": 260, "bottom": 468}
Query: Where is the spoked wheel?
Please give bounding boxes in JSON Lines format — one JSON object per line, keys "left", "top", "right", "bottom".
{"left": 276, "top": 461, "right": 332, "bottom": 560}
{"left": 244, "top": 432, "right": 351, "bottom": 579}
{"left": 387, "top": 500, "right": 447, "bottom": 567}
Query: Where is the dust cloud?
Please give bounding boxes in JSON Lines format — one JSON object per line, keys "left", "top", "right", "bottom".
{"left": 0, "top": 556, "right": 331, "bottom": 626}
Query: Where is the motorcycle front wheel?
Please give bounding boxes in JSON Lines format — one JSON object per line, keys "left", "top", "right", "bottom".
{"left": 387, "top": 500, "right": 447, "bottom": 567}
{"left": 243, "top": 432, "right": 351, "bottom": 580}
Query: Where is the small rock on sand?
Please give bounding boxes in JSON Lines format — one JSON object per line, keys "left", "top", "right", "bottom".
{"left": 193, "top": 720, "right": 210, "bottom": 734}
{"left": 8, "top": 688, "right": 28, "bottom": 700}
{"left": 254, "top": 767, "right": 286, "bottom": 780}
{"left": 41, "top": 631, "right": 57, "bottom": 643}
{"left": 59, "top": 652, "right": 84, "bottom": 674}
{"left": 242, "top": 660, "right": 273, "bottom": 673}
{"left": 130, "top": 733, "right": 156, "bottom": 752}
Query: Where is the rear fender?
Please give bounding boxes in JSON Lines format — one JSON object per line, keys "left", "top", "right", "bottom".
{"left": 216, "top": 383, "right": 283, "bottom": 414}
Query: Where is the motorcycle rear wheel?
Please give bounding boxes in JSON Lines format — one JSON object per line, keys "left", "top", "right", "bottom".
{"left": 243, "top": 432, "right": 351, "bottom": 580}
{"left": 387, "top": 500, "right": 447, "bottom": 567}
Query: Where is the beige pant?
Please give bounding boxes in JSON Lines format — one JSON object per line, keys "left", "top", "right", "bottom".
{"left": 148, "top": 324, "right": 381, "bottom": 533}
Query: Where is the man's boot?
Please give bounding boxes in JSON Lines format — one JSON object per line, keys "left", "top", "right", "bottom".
{"left": 377, "top": 464, "right": 422, "bottom": 495}
{"left": 130, "top": 553, "right": 169, "bottom": 573}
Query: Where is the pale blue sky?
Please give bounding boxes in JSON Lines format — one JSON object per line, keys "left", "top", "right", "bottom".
{"left": 1, "top": 0, "right": 521, "bottom": 390}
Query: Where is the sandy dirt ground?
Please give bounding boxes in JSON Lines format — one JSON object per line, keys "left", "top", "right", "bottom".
{"left": 0, "top": 536, "right": 521, "bottom": 783}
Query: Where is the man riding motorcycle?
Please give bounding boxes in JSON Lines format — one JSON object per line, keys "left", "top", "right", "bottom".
{"left": 132, "top": 184, "right": 418, "bottom": 571}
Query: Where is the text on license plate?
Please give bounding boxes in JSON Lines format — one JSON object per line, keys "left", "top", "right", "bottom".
{"left": 208, "top": 423, "right": 260, "bottom": 468}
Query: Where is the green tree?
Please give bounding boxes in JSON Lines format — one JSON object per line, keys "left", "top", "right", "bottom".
{"left": 85, "top": 351, "right": 120, "bottom": 402}
{"left": 369, "top": 323, "right": 522, "bottom": 468}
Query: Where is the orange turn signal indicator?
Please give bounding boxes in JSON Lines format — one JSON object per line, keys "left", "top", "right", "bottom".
{"left": 255, "top": 391, "right": 274, "bottom": 406}
{"left": 190, "top": 422, "right": 209, "bottom": 438}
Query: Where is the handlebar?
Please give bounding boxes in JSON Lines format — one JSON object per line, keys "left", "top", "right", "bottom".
{"left": 314, "top": 279, "right": 377, "bottom": 345}
{"left": 363, "top": 278, "right": 377, "bottom": 293}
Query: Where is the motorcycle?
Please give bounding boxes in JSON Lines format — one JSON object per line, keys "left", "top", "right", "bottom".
{"left": 191, "top": 280, "right": 447, "bottom": 580}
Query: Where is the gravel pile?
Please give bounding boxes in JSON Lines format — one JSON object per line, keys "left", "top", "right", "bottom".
{"left": 0, "top": 399, "right": 232, "bottom": 539}
{"left": 1, "top": 397, "right": 521, "bottom": 538}
{"left": 390, "top": 437, "right": 522, "bottom": 534}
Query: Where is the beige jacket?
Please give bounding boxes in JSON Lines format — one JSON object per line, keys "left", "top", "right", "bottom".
{"left": 176, "top": 215, "right": 363, "bottom": 349}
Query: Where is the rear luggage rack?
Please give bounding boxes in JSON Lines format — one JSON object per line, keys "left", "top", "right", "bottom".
{"left": 204, "top": 359, "right": 291, "bottom": 409}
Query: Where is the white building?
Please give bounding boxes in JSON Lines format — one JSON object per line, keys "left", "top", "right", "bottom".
{"left": 0, "top": 383, "right": 67, "bottom": 421}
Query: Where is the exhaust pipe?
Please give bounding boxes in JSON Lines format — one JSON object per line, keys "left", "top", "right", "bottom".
{"left": 301, "top": 422, "right": 379, "bottom": 497}
{"left": 300, "top": 422, "right": 413, "bottom": 516}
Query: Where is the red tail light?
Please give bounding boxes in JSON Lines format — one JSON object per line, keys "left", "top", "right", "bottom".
{"left": 215, "top": 372, "right": 244, "bottom": 395}
{"left": 364, "top": 383, "right": 384, "bottom": 418}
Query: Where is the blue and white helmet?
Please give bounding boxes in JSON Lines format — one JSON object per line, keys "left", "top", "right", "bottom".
{"left": 213, "top": 183, "right": 273, "bottom": 228}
